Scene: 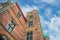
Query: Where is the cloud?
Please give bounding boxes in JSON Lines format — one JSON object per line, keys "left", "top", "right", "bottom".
{"left": 21, "top": 5, "right": 38, "bottom": 16}
{"left": 33, "top": 0, "right": 55, "bottom": 3}
{"left": 44, "top": 8, "right": 53, "bottom": 19}
{"left": 39, "top": 4, "right": 46, "bottom": 9}
{"left": 41, "top": 0, "right": 55, "bottom": 4}
{"left": 49, "top": 35, "right": 56, "bottom": 40}
{"left": 20, "top": 3, "right": 60, "bottom": 40}
{"left": 40, "top": 15, "right": 49, "bottom": 28}
{"left": 48, "top": 16, "right": 60, "bottom": 32}
{"left": 40, "top": 15, "right": 60, "bottom": 40}
{"left": 33, "top": 0, "right": 60, "bottom": 6}
{"left": 49, "top": 31, "right": 60, "bottom": 40}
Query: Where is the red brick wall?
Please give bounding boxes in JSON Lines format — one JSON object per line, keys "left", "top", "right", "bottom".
{"left": 0, "top": 2, "right": 27, "bottom": 40}
{"left": 0, "top": 24, "right": 15, "bottom": 40}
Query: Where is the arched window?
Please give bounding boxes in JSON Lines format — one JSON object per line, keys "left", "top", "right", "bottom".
{"left": 26, "top": 31, "right": 33, "bottom": 40}
{"left": 0, "top": 35, "right": 8, "bottom": 40}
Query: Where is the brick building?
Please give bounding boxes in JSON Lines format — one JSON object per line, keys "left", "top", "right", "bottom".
{"left": 0, "top": 0, "right": 49, "bottom": 40}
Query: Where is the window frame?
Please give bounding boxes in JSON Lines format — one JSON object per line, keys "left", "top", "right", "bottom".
{"left": 0, "top": 35, "right": 8, "bottom": 40}
{"left": 28, "top": 21, "right": 33, "bottom": 27}
{"left": 29, "top": 15, "right": 33, "bottom": 18}
{"left": 5, "top": 20, "right": 16, "bottom": 33}
{"left": 16, "top": 12, "right": 21, "bottom": 19}
{"left": 26, "top": 31, "right": 33, "bottom": 40}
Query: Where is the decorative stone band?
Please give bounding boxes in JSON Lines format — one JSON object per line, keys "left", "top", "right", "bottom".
{"left": 0, "top": 2, "right": 16, "bottom": 14}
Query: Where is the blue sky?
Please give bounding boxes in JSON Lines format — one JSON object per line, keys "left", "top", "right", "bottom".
{"left": 11, "top": 0, "right": 60, "bottom": 40}
{"left": 16, "top": 0, "right": 60, "bottom": 40}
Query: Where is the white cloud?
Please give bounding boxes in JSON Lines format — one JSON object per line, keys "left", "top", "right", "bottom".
{"left": 49, "top": 35, "right": 57, "bottom": 40}
{"left": 44, "top": 8, "right": 53, "bottom": 18}
{"left": 20, "top": 4, "right": 60, "bottom": 40}
{"left": 38, "top": 4, "right": 46, "bottom": 9}
{"left": 21, "top": 5, "right": 38, "bottom": 16}
{"left": 48, "top": 16, "right": 60, "bottom": 32}
{"left": 41, "top": 0, "right": 55, "bottom": 4}
{"left": 33, "top": 0, "right": 55, "bottom": 3}
{"left": 40, "top": 15, "right": 49, "bottom": 27}
{"left": 49, "top": 31, "right": 60, "bottom": 40}
{"left": 44, "top": 30, "right": 48, "bottom": 34}
{"left": 56, "top": 32, "right": 60, "bottom": 40}
{"left": 33, "top": 0, "right": 60, "bottom": 6}
{"left": 40, "top": 15, "right": 60, "bottom": 40}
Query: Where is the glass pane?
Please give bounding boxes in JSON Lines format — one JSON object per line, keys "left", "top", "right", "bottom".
{"left": 28, "top": 23, "right": 30, "bottom": 27}
{"left": 31, "top": 23, "right": 33, "bottom": 26}
{"left": 27, "top": 32, "right": 29, "bottom": 36}
{"left": 31, "top": 22, "right": 33, "bottom": 26}
{"left": 26, "top": 37, "right": 29, "bottom": 40}
{"left": 9, "top": 21, "right": 13, "bottom": 25}
{"left": 29, "top": 32, "right": 33, "bottom": 37}
{"left": 0, "top": 35, "right": 8, "bottom": 40}
{"left": 2, "top": 36, "right": 7, "bottom": 40}
{"left": 5, "top": 25, "right": 10, "bottom": 30}
{"left": 30, "top": 15, "right": 33, "bottom": 18}
{"left": 28, "top": 21, "right": 33, "bottom": 27}
{"left": 11, "top": 24, "right": 14, "bottom": 27}
{"left": 8, "top": 27, "right": 13, "bottom": 33}
{"left": 30, "top": 37, "right": 32, "bottom": 40}
{"left": 16, "top": 12, "right": 21, "bottom": 19}
{"left": 12, "top": 23, "right": 15, "bottom": 28}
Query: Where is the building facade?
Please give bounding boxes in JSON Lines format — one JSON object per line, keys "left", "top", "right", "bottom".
{"left": 26, "top": 10, "right": 44, "bottom": 40}
{"left": 0, "top": 0, "right": 49, "bottom": 40}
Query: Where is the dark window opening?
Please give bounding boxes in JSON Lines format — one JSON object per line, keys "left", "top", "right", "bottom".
{"left": 28, "top": 21, "right": 33, "bottom": 27}
{"left": 16, "top": 12, "right": 21, "bottom": 19}
{"left": 0, "top": 35, "right": 7, "bottom": 40}
{"left": 26, "top": 31, "right": 33, "bottom": 40}
{"left": 29, "top": 15, "right": 33, "bottom": 18}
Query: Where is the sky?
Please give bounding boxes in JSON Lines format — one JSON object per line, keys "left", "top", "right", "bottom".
{"left": 2, "top": 0, "right": 60, "bottom": 40}
{"left": 16, "top": 0, "right": 60, "bottom": 40}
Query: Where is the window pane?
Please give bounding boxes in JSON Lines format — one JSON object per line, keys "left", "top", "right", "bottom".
{"left": 9, "top": 21, "right": 13, "bottom": 25}
{"left": 8, "top": 27, "right": 13, "bottom": 33}
{"left": 11, "top": 24, "right": 14, "bottom": 28}
{"left": 29, "top": 32, "right": 33, "bottom": 37}
{"left": 29, "top": 15, "right": 33, "bottom": 18}
{"left": 28, "top": 21, "right": 33, "bottom": 27}
{"left": 0, "top": 35, "right": 7, "bottom": 40}
{"left": 31, "top": 22, "right": 33, "bottom": 26}
{"left": 16, "top": 12, "right": 21, "bottom": 19}
{"left": 27, "top": 32, "right": 29, "bottom": 36}
{"left": 2, "top": 36, "right": 7, "bottom": 40}
{"left": 5, "top": 25, "right": 10, "bottom": 30}
{"left": 26, "top": 32, "right": 33, "bottom": 40}
{"left": 26, "top": 37, "right": 29, "bottom": 40}
{"left": 30, "top": 37, "right": 32, "bottom": 40}
{"left": 10, "top": 20, "right": 16, "bottom": 28}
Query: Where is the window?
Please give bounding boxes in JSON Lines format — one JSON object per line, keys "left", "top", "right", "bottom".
{"left": 26, "top": 31, "right": 33, "bottom": 40}
{"left": 0, "top": 35, "right": 7, "bottom": 40}
{"left": 29, "top": 15, "right": 33, "bottom": 18}
{"left": 28, "top": 21, "right": 33, "bottom": 27}
{"left": 5, "top": 20, "right": 16, "bottom": 33}
{"left": 16, "top": 12, "right": 21, "bottom": 19}
{"left": 2, "top": 2, "right": 8, "bottom": 7}
{"left": 44, "top": 37, "right": 46, "bottom": 40}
